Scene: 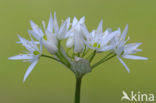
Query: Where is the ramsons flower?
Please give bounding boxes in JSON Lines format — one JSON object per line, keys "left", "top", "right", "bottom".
{"left": 29, "top": 12, "right": 70, "bottom": 54}
{"left": 83, "top": 20, "right": 117, "bottom": 52}
{"left": 66, "top": 17, "right": 86, "bottom": 53}
{"left": 111, "top": 24, "right": 148, "bottom": 72}
{"left": 9, "top": 35, "right": 42, "bottom": 82}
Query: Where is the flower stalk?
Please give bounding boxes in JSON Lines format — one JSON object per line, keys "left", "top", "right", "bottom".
{"left": 91, "top": 53, "right": 116, "bottom": 69}
{"left": 75, "top": 77, "right": 82, "bottom": 103}
{"left": 89, "top": 50, "right": 96, "bottom": 63}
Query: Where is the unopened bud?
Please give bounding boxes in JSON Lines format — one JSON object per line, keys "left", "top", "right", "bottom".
{"left": 71, "top": 57, "right": 91, "bottom": 78}
{"left": 66, "top": 37, "right": 74, "bottom": 48}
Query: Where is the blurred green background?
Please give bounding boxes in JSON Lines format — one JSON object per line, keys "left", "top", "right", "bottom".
{"left": 0, "top": 0, "right": 156, "bottom": 103}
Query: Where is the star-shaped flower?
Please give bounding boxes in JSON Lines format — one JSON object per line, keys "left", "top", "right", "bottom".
{"left": 82, "top": 20, "right": 117, "bottom": 52}
{"left": 66, "top": 17, "right": 86, "bottom": 53}
{"left": 111, "top": 24, "right": 148, "bottom": 72}
{"left": 9, "top": 35, "right": 42, "bottom": 82}
{"left": 29, "top": 12, "right": 70, "bottom": 54}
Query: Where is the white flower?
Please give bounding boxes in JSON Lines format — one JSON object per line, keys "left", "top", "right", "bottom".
{"left": 83, "top": 20, "right": 117, "bottom": 52}
{"left": 29, "top": 20, "right": 44, "bottom": 40}
{"left": 54, "top": 15, "right": 70, "bottom": 40}
{"left": 66, "top": 17, "right": 85, "bottom": 53}
{"left": 29, "top": 19, "right": 58, "bottom": 54}
{"left": 43, "top": 12, "right": 70, "bottom": 40}
{"left": 28, "top": 12, "right": 70, "bottom": 54}
{"left": 112, "top": 24, "right": 148, "bottom": 72}
{"left": 8, "top": 35, "right": 42, "bottom": 82}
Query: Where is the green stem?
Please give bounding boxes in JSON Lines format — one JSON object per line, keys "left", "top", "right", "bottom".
{"left": 75, "top": 77, "right": 82, "bottom": 103}
{"left": 57, "top": 41, "right": 71, "bottom": 67}
{"left": 41, "top": 54, "right": 69, "bottom": 68}
{"left": 58, "top": 41, "right": 66, "bottom": 59}
{"left": 77, "top": 53, "right": 80, "bottom": 57}
{"left": 91, "top": 53, "right": 116, "bottom": 69}
{"left": 41, "top": 54, "right": 61, "bottom": 62}
{"left": 81, "top": 46, "right": 86, "bottom": 57}
{"left": 89, "top": 50, "right": 96, "bottom": 63}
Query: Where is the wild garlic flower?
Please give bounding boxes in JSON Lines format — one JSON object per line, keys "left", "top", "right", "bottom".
{"left": 29, "top": 12, "right": 70, "bottom": 54}
{"left": 29, "top": 20, "right": 58, "bottom": 54}
{"left": 9, "top": 35, "right": 42, "bottom": 82}
{"left": 83, "top": 20, "right": 117, "bottom": 52}
{"left": 66, "top": 17, "right": 86, "bottom": 53}
{"left": 111, "top": 25, "right": 148, "bottom": 72}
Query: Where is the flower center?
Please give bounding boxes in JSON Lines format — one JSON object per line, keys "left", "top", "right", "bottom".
{"left": 93, "top": 42, "right": 101, "bottom": 48}
{"left": 33, "top": 51, "right": 40, "bottom": 55}
{"left": 43, "top": 35, "right": 47, "bottom": 40}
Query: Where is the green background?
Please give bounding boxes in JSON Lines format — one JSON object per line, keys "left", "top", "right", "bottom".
{"left": 0, "top": 0, "right": 155, "bottom": 103}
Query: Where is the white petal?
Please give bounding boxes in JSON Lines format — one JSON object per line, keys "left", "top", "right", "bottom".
{"left": 43, "top": 41, "right": 58, "bottom": 54}
{"left": 66, "top": 17, "right": 70, "bottom": 30}
{"left": 9, "top": 54, "right": 33, "bottom": 60}
{"left": 124, "top": 43, "right": 143, "bottom": 55}
{"left": 23, "top": 59, "right": 38, "bottom": 82}
{"left": 58, "top": 21, "right": 67, "bottom": 39}
{"left": 30, "top": 21, "right": 39, "bottom": 33}
{"left": 17, "top": 34, "right": 26, "bottom": 44}
{"left": 99, "top": 45, "right": 113, "bottom": 51}
{"left": 17, "top": 40, "right": 39, "bottom": 45}
{"left": 121, "top": 24, "right": 128, "bottom": 41}
{"left": 47, "top": 13, "right": 53, "bottom": 33}
{"left": 102, "top": 31, "right": 117, "bottom": 45}
{"left": 30, "top": 21, "right": 44, "bottom": 40}
{"left": 39, "top": 38, "right": 43, "bottom": 53}
{"left": 103, "top": 28, "right": 112, "bottom": 38}
{"left": 96, "top": 20, "right": 103, "bottom": 33}
{"left": 114, "top": 28, "right": 121, "bottom": 42}
{"left": 42, "top": 20, "right": 46, "bottom": 30}
{"left": 30, "top": 21, "right": 43, "bottom": 36}
{"left": 28, "top": 30, "right": 40, "bottom": 40}
{"left": 81, "top": 24, "right": 90, "bottom": 38}
{"left": 74, "top": 31, "right": 84, "bottom": 53}
{"left": 79, "top": 16, "right": 85, "bottom": 24}
{"left": 109, "top": 28, "right": 120, "bottom": 47}
{"left": 17, "top": 35, "right": 37, "bottom": 52}
{"left": 54, "top": 12, "right": 59, "bottom": 33}
{"left": 135, "top": 49, "right": 142, "bottom": 52}
{"left": 72, "top": 17, "right": 78, "bottom": 26}
{"left": 66, "top": 37, "right": 74, "bottom": 48}
{"left": 123, "top": 55, "right": 148, "bottom": 60}
{"left": 125, "top": 43, "right": 142, "bottom": 51}
{"left": 65, "top": 30, "right": 72, "bottom": 38}
{"left": 46, "top": 31, "right": 58, "bottom": 45}
{"left": 118, "top": 57, "right": 130, "bottom": 73}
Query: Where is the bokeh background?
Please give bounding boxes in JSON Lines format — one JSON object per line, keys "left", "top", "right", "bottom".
{"left": 0, "top": 0, "right": 156, "bottom": 103}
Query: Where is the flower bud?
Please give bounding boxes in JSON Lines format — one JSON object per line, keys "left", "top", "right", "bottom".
{"left": 66, "top": 37, "right": 74, "bottom": 48}
{"left": 43, "top": 41, "right": 58, "bottom": 54}
{"left": 71, "top": 57, "right": 91, "bottom": 78}
{"left": 43, "top": 31, "right": 58, "bottom": 54}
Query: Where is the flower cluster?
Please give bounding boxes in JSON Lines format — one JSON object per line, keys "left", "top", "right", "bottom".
{"left": 9, "top": 12, "right": 148, "bottom": 82}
